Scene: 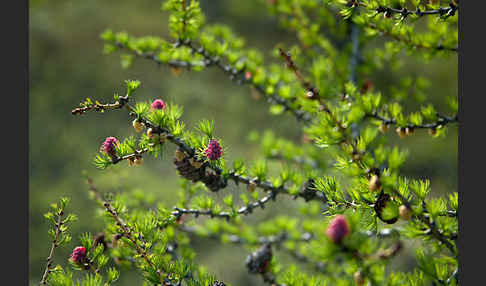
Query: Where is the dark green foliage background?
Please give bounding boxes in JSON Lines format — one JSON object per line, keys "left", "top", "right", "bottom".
{"left": 29, "top": 0, "right": 457, "bottom": 285}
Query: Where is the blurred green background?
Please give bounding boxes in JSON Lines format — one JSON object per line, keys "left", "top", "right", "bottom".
{"left": 29, "top": 0, "right": 457, "bottom": 285}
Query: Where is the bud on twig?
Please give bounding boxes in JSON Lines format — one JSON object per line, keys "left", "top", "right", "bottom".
{"left": 159, "top": 133, "right": 168, "bottom": 143}
{"left": 134, "top": 157, "right": 144, "bottom": 166}
{"left": 147, "top": 128, "right": 159, "bottom": 140}
{"left": 399, "top": 205, "right": 412, "bottom": 220}
{"left": 396, "top": 127, "right": 406, "bottom": 138}
{"left": 354, "top": 271, "right": 365, "bottom": 286}
{"left": 369, "top": 175, "right": 381, "bottom": 192}
{"left": 405, "top": 127, "right": 415, "bottom": 136}
{"left": 379, "top": 123, "right": 389, "bottom": 133}
{"left": 132, "top": 119, "right": 144, "bottom": 133}
{"left": 247, "top": 180, "right": 257, "bottom": 193}
{"left": 428, "top": 127, "right": 437, "bottom": 136}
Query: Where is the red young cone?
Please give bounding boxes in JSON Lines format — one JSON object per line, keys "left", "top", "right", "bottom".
{"left": 326, "top": 215, "right": 350, "bottom": 243}
{"left": 71, "top": 246, "right": 86, "bottom": 264}
{"left": 103, "top": 137, "right": 118, "bottom": 155}
{"left": 151, "top": 99, "right": 166, "bottom": 110}
{"left": 205, "top": 139, "right": 223, "bottom": 161}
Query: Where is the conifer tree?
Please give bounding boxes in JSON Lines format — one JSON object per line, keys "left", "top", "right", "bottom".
{"left": 42, "top": 0, "right": 458, "bottom": 285}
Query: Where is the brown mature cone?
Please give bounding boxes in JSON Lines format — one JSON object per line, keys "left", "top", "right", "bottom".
{"left": 173, "top": 155, "right": 205, "bottom": 182}
{"left": 306, "top": 91, "right": 316, "bottom": 99}
{"left": 378, "top": 241, "right": 403, "bottom": 259}
{"left": 146, "top": 128, "right": 154, "bottom": 138}
{"left": 247, "top": 180, "right": 257, "bottom": 193}
{"left": 147, "top": 128, "right": 160, "bottom": 142}
{"left": 174, "top": 149, "right": 187, "bottom": 161}
{"left": 201, "top": 171, "right": 225, "bottom": 192}
{"left": 159, "top": 133, "right": 168, "bottom": 143}
{"left": 251, "top": 87, "right": 261, "bottom": 100}
{"left": 246, "top": 243, "right": 273, "bottom": 274}
{"left": 170, "top": 66, "right": 181, "bottom": 76}
{"left": 173, "top": 149, "right": 226, "bottom": 192}
{"left": 189, "top": 158, "right": 204, "bottom": 169}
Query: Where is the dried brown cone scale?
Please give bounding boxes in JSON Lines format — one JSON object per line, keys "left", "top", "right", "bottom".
{"left": 132, "top": 119, "right": 144, "bottom": 133}
{"left": 201, "top": 171, "right": 226, "bottom": 192}
{"left": 174, "top": 149, "right": 187, "bottom": 161}
{"left": 379, "top": 123, "right": 389, "bottom": 133}
{"left": 189, "top": 158, "right": 204, "bottom": 169}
